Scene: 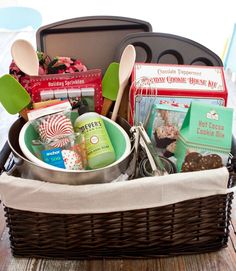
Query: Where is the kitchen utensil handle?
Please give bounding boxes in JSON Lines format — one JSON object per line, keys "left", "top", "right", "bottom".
{"left": 118, "top": 84, "right": 129, "bottom": 120}
{"left": 111, "top": 83, "right": 125, "bottom": 121}
{"left": 138, "top": 125, "right": 166, "bottom": 174}
{"left": 19, "top": 108, "right": 29, "bottom": 121}
{"left": 0, "top": 141, "right": 11, "bottom": 173}
{"left": 101, "top": 98, "right": 113, "bottom": 116}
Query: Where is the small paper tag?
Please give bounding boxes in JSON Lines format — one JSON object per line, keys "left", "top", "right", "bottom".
{"left": 27, "top": 100, "right": 72, "bottom": 121}
{"left": 41, "top": 148, "right": 65, "bottom": 169}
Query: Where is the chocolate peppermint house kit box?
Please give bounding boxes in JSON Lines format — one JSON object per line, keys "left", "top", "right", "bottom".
{"left": 129, "top": 63, "right": 228, "bottom": 125}
{"left": 174, "top": 102, "right": 233, "bottom": 172}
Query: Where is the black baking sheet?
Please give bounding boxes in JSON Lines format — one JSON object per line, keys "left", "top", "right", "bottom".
{"left": 115, "top": 32, "right": 223, "bottom": 66}
{"left": 36, "top": 16, "right": 152, "bottom": 74}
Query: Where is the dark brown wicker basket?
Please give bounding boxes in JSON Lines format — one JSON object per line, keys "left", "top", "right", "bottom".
{"left": 3, "top": 191, "right": 233, "bottom": 259}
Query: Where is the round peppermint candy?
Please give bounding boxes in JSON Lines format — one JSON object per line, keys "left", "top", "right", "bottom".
{"left": 38, "top": 114, "right": 74, "bottom": 147}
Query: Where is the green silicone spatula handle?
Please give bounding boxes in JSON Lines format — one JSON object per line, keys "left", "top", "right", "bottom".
{"left": 11, "top": 39, "right": 39, "bottom": 76}
{"left": 101, "top": 99, "right": 113, "bottom": 116}
{"left": 111, "top": 45, "right": 136, "bottom": 122}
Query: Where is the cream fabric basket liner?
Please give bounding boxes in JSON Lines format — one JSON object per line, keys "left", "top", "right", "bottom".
{"left": 0, "top": 167, "right": 234, "bottom": 214}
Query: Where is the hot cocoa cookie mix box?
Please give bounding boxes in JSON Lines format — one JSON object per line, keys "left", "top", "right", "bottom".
{"left": 174, "top": 101, "right": 233, "bottom": 172}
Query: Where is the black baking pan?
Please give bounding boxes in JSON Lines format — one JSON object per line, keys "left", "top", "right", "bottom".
{"left": 114, "top": 32, "right": 223, "bottom": 66}
{"left": 36, "top": 16, "right": 152, "bottom": 74}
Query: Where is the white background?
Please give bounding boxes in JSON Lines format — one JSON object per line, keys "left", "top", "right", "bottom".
{"left": 1, "top": 0, "right": 236, "bottom": 57}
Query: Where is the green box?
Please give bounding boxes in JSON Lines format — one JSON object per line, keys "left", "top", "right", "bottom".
{"left": 175, "top": 102, "right": 233, "bottom": 172}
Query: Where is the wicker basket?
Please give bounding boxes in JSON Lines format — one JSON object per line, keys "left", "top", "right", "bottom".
{"left": 3, "top": 185, "right": 234, "bottom": 259}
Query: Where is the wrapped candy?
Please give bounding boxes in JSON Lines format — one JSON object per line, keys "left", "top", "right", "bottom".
{"left": 38, "top": 113, "right": 74, "bottom": 148}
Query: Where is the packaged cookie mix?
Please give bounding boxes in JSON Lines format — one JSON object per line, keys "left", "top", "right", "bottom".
{"left": 174, "top": 101, "right": 233, "bottom": 172}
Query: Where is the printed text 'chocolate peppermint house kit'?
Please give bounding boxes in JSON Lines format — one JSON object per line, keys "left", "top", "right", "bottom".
{"left": 130, "top": 63, "right": 227, "bottom": 125}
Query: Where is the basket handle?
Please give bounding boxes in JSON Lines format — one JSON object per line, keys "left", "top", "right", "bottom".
{"left": 231, "top": 136, "right": 236, "bottom": 156}
{"left": 0, "top": 141, "right": 11, "bottom": 173}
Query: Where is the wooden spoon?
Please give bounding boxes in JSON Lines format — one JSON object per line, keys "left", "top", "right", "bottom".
{"left": 111, "top": 45, "right": 136, "bottom": 121}
{"left": 11, "top": 39, "right": 39, "bottom": 76}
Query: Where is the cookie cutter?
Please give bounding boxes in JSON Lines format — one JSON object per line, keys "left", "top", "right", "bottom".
{"left": 129, "top": 123, "right": 167, "bottom": 178}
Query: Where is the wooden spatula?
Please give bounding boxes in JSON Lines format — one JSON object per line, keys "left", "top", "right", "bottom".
{"left": 0, "top": 74, "right": 31, "bottom": 118}
{"left": 101, "top": 62, "right": 119, "bottom": 116}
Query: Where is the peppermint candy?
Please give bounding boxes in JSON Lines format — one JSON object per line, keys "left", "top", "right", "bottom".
{"left": 38, "top": 114, "right": 74, "bottom": 147}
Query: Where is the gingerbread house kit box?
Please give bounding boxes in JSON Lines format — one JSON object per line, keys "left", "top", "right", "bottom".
{"left": 174, "top": 102, "right": 233, "bottom": 172}
{"left": 129, "top": 63, "right": 228, "bottom": 125}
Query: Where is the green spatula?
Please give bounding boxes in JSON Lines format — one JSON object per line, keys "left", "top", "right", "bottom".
{"left": 101, "top": 62, "right": 119, "bottom": 116}
{"left": 0, "top": 74, "right": 31, "bottom": 115}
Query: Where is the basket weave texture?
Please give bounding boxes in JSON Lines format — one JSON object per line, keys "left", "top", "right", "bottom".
{"left": 4, "top": 192, "right": 233, "bottom": 259}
